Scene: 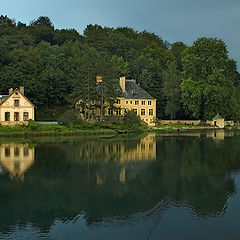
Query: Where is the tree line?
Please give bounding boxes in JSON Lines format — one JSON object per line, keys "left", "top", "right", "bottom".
{"left": 0, "top": 15, "right": 240, "bottom": 120}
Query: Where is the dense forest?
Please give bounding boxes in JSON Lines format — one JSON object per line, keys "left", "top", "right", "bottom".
{"left": 0, "top": 15, "right": 240, "bottom": 120}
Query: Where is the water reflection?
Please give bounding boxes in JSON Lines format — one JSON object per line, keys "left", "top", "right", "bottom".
{"left": 0, "top": 143, "right": 35, "bottom": 179}
{"left": 0, "top": 131, "right": 239, "bottom": 239}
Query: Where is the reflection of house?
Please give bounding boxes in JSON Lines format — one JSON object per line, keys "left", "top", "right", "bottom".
{"left": 0, "top": 87, "right": 35, "bottom": 126}
{"left": 206, "top": 130, "right": 225, "bottom": 140}
{"left": 102, "top": 133, "right": 156, "bottom": 163}
{"left": 96, "top": 133, "right": 156, "bottom": 184}
{"left": 206, "top": 130, "right": 234, "bottom": 140}
{"left": 0, "top": 144, "right": 35, "bottom": 177}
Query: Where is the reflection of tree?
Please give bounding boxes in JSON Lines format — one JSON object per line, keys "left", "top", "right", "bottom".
{"left": 0, "top": 133, "right": 239, "bottom": 233}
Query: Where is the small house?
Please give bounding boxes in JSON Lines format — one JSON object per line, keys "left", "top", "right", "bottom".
{"left": 207, "top": 113, "right": 225, "bottom": 128}
{"left": 0, "top": 87, "right": 35, "bottom": 126}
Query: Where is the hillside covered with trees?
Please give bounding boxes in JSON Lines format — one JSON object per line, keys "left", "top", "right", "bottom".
{"left": 0, "top": 15, "right": 240, "bottom": 120}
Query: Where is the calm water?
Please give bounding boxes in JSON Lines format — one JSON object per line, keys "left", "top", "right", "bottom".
{"left": 0, "top": 130, "right": 240, "bottom": 240}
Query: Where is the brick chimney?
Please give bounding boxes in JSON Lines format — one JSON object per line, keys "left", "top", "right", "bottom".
{"left": 119, "top": 76, "right": 126, "bottom": 92}
{"left": 20, "top": 86, "right": 24, "bottom": 95}
{"left": 9, "top": 88, "right": 13, "bottom": 95}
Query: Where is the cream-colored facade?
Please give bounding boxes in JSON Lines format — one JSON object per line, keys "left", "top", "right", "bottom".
{"left": 82, "top": 77, "right": 157, "bottom": 126}
{"left": 0, "top": 87, "right": 34, "bottom": 126}
{"left": 0, "top": 143, "right": 35, "bottom": 178}
{"left": 113, "top": 97, "right": 157, "bottom": 126}
{"left": 206, "top": 113, "right": 225, "bottom": 129}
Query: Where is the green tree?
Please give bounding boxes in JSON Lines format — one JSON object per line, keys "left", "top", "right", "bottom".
{"left": 162, "top": 61, "right": 180, "bottom": 120}
{"left": 181, "top": 37, "right": 238, "bottom": 119}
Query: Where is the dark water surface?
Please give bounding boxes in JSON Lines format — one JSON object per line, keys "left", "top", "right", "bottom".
{"left": 0, "top": 130, "right": 240, "bottom": 240}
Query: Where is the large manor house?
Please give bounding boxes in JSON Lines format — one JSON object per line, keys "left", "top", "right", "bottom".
{"left": 112, "top": 76, "right": 156, "bottom": 126}
{"left": 89, "top": 76, "right": 156, "bottom": 126}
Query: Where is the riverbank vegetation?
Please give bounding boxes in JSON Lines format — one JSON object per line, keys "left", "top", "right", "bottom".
{"left": 1, "top": 15, "right": 240, "bottom": 121}
{"left": 0, "top": 110, "right": 145, "bottom": 137}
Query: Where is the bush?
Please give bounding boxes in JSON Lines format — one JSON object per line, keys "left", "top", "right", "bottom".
{"left": 58, "top": 110, "right": 84, "bottom": 126}
{"left": 28, "top": 119, "right": 38, "bottom": 131}
{"left": 124, "top": 110, "right": 142, "bottom": 126}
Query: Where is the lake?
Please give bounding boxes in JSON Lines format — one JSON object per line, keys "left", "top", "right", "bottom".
{"left": 0, "top": 130, "right": 239, "bottom": 240}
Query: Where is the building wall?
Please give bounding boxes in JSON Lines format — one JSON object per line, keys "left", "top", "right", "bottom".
{"left": 0, "top": 90, "right": 34, "bottom": 126}
{"left": 161, "top": 120, "right": 201, "bottom": 126}
{"left": 112, "top": 98, "right": 157, "bottom": 126}
{"left": 206, "top": 119, "right": 225, "bottom": 128}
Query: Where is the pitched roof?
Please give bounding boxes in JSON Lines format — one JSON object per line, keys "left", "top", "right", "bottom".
{"left": 117, "top": 79, "right": 155, "bottom": 100}
{"left": 0, "top": 95, "right": 9, "bottom": 104}
{"left": 213, "top": 113, "right": 224, "bottom": 120}
{"left": 0, "top": 89, "right": 35, "bottom": 107}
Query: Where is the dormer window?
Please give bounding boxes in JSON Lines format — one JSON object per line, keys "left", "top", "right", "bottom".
{"left": 14, "top": 100, "right": 19, "bottom": 107}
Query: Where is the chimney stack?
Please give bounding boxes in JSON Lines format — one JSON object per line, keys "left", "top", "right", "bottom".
{"left": 119, "top": 76, "right": 126, "bottom": 92}
{"left": 20, "top": 86, "right": 24, "bottom": 95}
{"left": 9, "top": 88, "right": 13, "bottom": 95}
{"left": 96, "top": 76, "right": 102, "bottom": 84}
{"left": 132, "top": 79, "right": 137, "bottom": 83}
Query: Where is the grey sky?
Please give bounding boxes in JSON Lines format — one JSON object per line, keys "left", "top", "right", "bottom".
{"left": 1, "top": 0, "right": 240, "bottom": 69}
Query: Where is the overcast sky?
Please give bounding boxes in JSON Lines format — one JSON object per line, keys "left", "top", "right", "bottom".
{"left": 2, "top": 0, "right": 240, "bottom": 69}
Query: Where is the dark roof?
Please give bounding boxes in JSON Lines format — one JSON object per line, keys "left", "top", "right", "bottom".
{"left": 0, "top": 95, "right": 9, "bottom": 104}
{"left": 213, "top": 113, "right": 224, "bottom": 120}
{"left": 117, "top": 79, "right": 155, "bottom": 100}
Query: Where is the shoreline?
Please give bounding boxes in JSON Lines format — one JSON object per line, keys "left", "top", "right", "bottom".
{"left": 0, "top": 125, "right": 237, "bottom": 138}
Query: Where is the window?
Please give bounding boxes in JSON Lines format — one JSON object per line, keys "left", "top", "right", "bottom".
{"left": 130, "top": 101, "right": 132, "bottom": 104}
{"left": 141, "top": 109, "right": 145, "bottom": 115}
{"left": 124, "top": 109, "right": 127, "bottom": 114}
{"left": 149, "top": 109, "right": 154, "bottom": 116}
{"left": 108, "top": 108, "right": 113, "bottom": 116}
{"left": 5, "top": 148, "right": 10, "bottom": 157}
{"left": 14, "top": 99, "right": 19, "bottom": 107}
{"left": 148, "top": 101, "right": 152, "bottom": 105}
{"left": 14, "top": 147, "right": 19, "bottom": 157}
{"left": 116, "top": 109, "right": 121, "bottom": 116}
{"left": 14, "top": 161, "right": 20, "bottom": 170}
{"left": 126, "top": 101, "right": 128, "bottom": 104}
{"left": 23, "top": 147, "right": 29, "bottom": 157}
{"left": 141, "top": 101, "right": 145, "bottom": 105}
{"left": 5, "top": 112, "right": 10, "bottom": 121}
{"left": 133, "top": 109, "right": 137, "bottom": 115}
{"left": 23, "top": 112, "right": 29, "bottom": 121}
{"left": 116, "top": 99, "right": 121, "bottom": 104}
{"left": 135, "top": 100, "right": 139, "bottom": 105}
{"left": 14, "top": 112, "right": 19, "bottom": 121}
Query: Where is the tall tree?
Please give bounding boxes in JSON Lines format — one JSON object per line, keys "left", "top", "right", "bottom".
{"left": 162, "top": 61, "right": 180, "bottom": 120}
{"left": 181, "top": 37, "right": 238, "bottom": 119}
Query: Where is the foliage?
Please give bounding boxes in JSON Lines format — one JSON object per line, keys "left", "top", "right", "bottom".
{"left": 123, "top": 110, "right": 143, "bottom": 127}
{"left": 181, "top": 37, "right": 239, "bottom": 120}
{"left": 0, "top": 15, "right": 240, "bottom": 121}
{"left": 162, "top": 61, "right": 180, "bottom": 119}
{"left": 58, "top": 109, "right": 83, "bottom": 126}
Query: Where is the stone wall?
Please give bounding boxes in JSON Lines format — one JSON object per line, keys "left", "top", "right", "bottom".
{"left": 160, "top": 120, "right": 201, "bottom": 126}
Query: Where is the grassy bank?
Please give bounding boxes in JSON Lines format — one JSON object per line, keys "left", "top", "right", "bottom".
{"left": 0, "top": 121, "right": 145, "bottom": 138}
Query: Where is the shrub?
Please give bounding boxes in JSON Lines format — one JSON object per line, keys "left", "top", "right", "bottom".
{"left": 124, "top": 110, "right": 142, "bottom": 126}
{"left": 58, "top": 110, "right": 84, "bottom": 126}
{"left": 28, "top": 119, "right": 38, "bottom": 131}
